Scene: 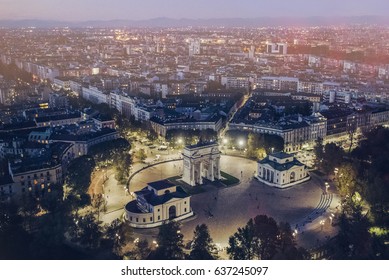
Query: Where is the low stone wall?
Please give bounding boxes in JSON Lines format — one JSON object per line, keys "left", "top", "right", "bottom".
{"left": 124, "top": 209, "right": 194, "bottom": 228}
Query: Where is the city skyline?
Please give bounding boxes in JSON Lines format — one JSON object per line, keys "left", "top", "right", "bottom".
{"left": 0, "top": 0, "right": 388, "bottom": 21}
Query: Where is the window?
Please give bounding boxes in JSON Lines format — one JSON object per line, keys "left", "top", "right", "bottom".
{"left": 136, "top": 218, "right": 138, "bottom": 222}
{"left": 130, "top": 216, "right": 132, "bottom": 221}
{"left": 158, "top": 215, "right": 160, "bottom": 220}
{"left": 150, "top": 217, "right": 153, "bottom": 222}
{"left": 184, "top": 201, "right": 187, "bottom": 204}
{"left": 184, "top": 208, "right": 187, "bottom": 212}
{"left": 158, "top": 208, "right": 160, "bottom": 212}
{"left": 143, "top": 218, "right": 146, "bottom": 223}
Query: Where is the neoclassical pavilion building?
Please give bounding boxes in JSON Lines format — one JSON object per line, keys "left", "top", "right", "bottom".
{"left": 256, "top": 152, "right": 310, "bottom": 188}
{"left": 124, "top": 179, "right": 193, "bottom": 228}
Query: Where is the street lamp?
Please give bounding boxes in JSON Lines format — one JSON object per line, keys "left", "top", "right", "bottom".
{"left": 223, "top": 138, "right": 228, "bottom": 145}
{"left": 271, "top": 147, "right": 274, "bottom": 153}
{"left": 325, "top": 182, "right": 330, "bottom": 194}
{"left": 320, "top": 219, "right": 325, "bottom": 231}
{"left": 238, "top": 139, "right": 244, "bottom": 149}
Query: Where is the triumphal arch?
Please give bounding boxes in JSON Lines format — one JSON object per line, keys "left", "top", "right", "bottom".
{"left": 182, "top": 142, "right": 221, "bottom": 186}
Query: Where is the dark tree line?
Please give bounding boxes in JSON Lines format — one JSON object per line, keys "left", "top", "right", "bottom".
{"left": 313, "top": 127, "right": 389, "bottom": 259}
{"left": 227, "top": 215, "right": 309, "bottom": 260}
{"left": 225, "top": 130, "right": 284, "bottom": 158}
{"left": 166, "top": 128, "right": 217, "bottom": 147}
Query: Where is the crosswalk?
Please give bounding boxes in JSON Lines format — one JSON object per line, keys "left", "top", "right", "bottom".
{"left": 293, "top": 192, "right": 333, "bottom": 232}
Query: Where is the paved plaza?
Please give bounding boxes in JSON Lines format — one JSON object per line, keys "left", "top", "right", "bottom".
{"left": 96, "top": 154, "right": 339, "bottom": 252}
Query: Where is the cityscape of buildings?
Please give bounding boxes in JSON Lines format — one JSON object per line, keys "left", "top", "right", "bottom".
{"left": 0, "top": 20, "right": 388, "bottom": 260}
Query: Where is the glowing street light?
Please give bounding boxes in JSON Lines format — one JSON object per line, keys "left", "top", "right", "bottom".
{"left": 320, "top": 219, "right": 325, "bottom": 231}
{"left": 238, "top": 139, "right": 244, "bottom": 147}
{"left": 325, "top": 182, "right": 330, "bottom": 194}
{"left": 222, "top": 138, "right": 228, "bottom": 144}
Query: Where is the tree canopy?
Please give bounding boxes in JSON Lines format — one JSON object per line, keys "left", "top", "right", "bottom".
{"left": 227, "top": 215, "right": 308, "bottom": 260}
{"left": 189, "top": 224, "right": 217, "bottom": 260}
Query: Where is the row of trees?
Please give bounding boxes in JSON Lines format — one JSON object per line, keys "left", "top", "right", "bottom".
{"left": 88, "top": 138, "right": 132, "bottom": 184}
{"left": 126, "top": 215, "right": 308, "bottom": 260}
{"left": 166, "top": 128, "right": 218, "bottom": 147}
{"left": 313, "top": 127, "right": 389, "bottom": 259}
{"left": 224, "top": 130, "right": 284, "bottom": 159}
{"left": 228, "top": 215, "right": 309, "bottom": 260}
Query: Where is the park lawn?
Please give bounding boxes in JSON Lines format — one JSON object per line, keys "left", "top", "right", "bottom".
{"left": 220, "top": 171, "right": 240, "bottom": 186}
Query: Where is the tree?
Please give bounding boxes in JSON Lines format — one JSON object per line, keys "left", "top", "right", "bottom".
{"left": 199, "top": 129, "right": 217, "bottom": 143}
{"left": 350, "top": 126, "right": 389, "bottom": 224}
{"left": 321, "top": 143, "right": 344, "bottom": 174}
{"left": 104, "top": 218, "right": 133, "bottom": 255}
{"left": 89, "top": 138, "right": 130, "bottom": 163}
{"left": 334, "top": 163, "right": 359, "bottom": 198}
{"left": 227, "top": 219, "right": 257, "bottom": 260}
{"left": 189, "top": 224, "right": 217, "bottom": 260}
{"left": 91, "top": 194, "right": 105, "bottom": 222}
{"left": 252, "top": 215, "right": 279, "bottom": 260}
{"left": 114, "top": 152, "right": 132, "bottom": 184}
{"left": 134, "top": 148, "right": 147, "bottom": 162}
{"left": 0, "top": 201, "right": 32, "bottom": 259}
{"left": 335, "top": 196, "right": 373, "bottom": 259}
{"left": 247, "top": 133, "right": 261, "bottom": 159}
{"left": 128, "top": 239, "right": 151, "bottom": 260}
{"left": 274, "top": 222, "right": 310, "bottom": 260}
{"left": 70, "top": 212, "right": 102, "bottom": 249}
{"left": 228, "top": 215, "right": 279, "bottom": 260}
{"left": 228, "top": 215, "right": 309, "bottom": 260}
{"left": 313, "top": 137, "right": 324, "bottom": 168}
{"left": 65, "top": 156, "right": 95, "bottom": 197}
{"left": 153, "top": 221, "right": 185, "bottom": 260}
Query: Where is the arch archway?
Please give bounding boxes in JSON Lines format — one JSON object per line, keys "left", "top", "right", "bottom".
{"left": 290, "top": 172, "right": 296, "bottom": 182}
{"left": 168, "top": 205, "right": 176, "bottom": 220}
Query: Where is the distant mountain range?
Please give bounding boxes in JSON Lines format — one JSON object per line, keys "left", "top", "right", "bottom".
{"left": 1, "top": 16, "right": 389, "bottom": 28}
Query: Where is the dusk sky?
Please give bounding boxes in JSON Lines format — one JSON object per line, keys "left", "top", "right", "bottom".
{"left": 0, "top": 0, "right": 388, "bottom": 21}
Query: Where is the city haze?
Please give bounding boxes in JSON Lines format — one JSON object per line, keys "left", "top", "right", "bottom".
{"left": 0, "top": 0, "right": 388, "bottom": 21}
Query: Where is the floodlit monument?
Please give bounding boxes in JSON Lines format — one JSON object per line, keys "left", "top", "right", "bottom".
{"left": 124, "top": 179, "right": 193, "bottom": 228}
{"left": 182, "top": 141, "right": 221, "bottom": 186}
{"left": 256, "top": 152, "right": 310, "bottom": 188}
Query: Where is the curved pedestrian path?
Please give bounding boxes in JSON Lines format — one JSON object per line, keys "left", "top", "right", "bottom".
{"left": 292, "top": 192, "right": 333, "bottom": 232}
